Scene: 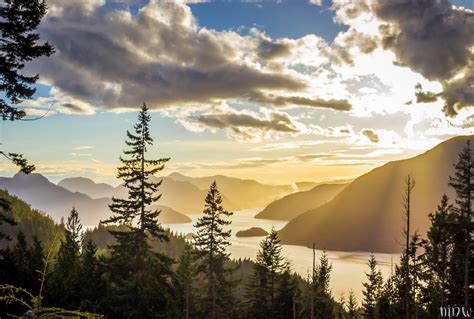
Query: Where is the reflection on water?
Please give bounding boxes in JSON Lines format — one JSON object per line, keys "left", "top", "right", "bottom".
{"left": 163, "top": 209, "right": 399, "bottom": 300}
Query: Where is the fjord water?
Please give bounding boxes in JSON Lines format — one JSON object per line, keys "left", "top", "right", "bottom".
{"left": 164, "top": 209, "right": 398, "bottom": 300}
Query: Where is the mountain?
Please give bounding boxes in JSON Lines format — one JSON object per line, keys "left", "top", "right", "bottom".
{"left": 295, "top": 182, "right": 319, "bottom": 192}
{"left": 0, "top": 173, "right": 190, "bottom": 226}
{"left": 153, "top": 176, "right": 238, "bottom": 213}
{"left": 56, "top": 173, "right": 294, "bottom": 213}
{"left": 278, "top": 135, "right": 472, "bottom": 253}
{"left": 150, "top": 205, "right": 192, "bottom": 224}
{"left": 255, "top": 183, "right": 348, "bottom": 220}
{"left": 58, "top": 177, "right": 125, "bottom": 199}
{"left": 0, "top": 172, "right": 111, "bottom": 225}
{"left": 168, "top": 172, "right": 293, "bottom": 209}
{"left": 0, "top": 189, "right": 60, "bottom": 248}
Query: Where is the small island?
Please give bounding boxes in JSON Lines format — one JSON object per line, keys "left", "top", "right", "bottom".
{"left": 235, "top": 227, "right": 269, "bottom": 237}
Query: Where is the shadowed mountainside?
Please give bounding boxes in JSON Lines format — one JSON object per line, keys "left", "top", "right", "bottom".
{"left": 279, "top": 135, "right": 472, "bottom": 253}
{"left": 255, "top": 183, "right": 348, "bottom": 220}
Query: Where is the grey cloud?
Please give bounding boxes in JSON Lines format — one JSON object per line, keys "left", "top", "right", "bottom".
{"left": 374, "top": 0, "right": 474, "bottom": 80}
{"left": 257, "top": 39, "right": 293, "bottom": 60}
{"left": 187, "top": 112, "right": 300, "bottom": 133}
{"left": 372, "top": 0, "right": 474, "bottom": 116}
{"left": 30, "top": 1, "right": 308, "bottom": 112}
{"left": 361, "top": 129, "right": 379, "bottom": 143}
{"left": 62, "top": 103, "right": 88, "bottom": 113}
{"left": 332, "top": 0, "right": 370, "bottom": 21}
{"left": 414, "top": 83, "right": 439, "bottom": 103}
{"left": 339, "top": 30, "right": 377, "bottom": 54}
{"left": 248, "top": 91, "right": 352, "bottom": 111}
{"left": 441, "top": 67, "right": 474, "bottom": 116}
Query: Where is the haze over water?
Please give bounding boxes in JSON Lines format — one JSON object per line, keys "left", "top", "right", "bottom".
{"left": 165, "top": 209, "right": 398, "bottom": 301}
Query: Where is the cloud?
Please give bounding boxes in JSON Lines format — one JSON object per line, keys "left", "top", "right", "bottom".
{"left": 374, "top": 0, "right": 474, "bottom": 80}
{"left": 414, "top": 83, "right": 439, "bottom": 103}
{"left": 371, "top": 0, "right": 474, "bottom": 116}
{"left": 257, "top": 38, "right": 293, "bottom": 60}
{"left": 361, "top": 129, "right": 379, "bottom": 143}
{"left": 440, "top": 67, "right": 474, "bottom": 116}
{"left": 248, "top": 91, "right": 352, "bottom": 111}
{"left": 70, "top": 152, "right": 93, "bottom": 157}
{"left": 28, "top": 1, "right": 320, "bottom": 114}
{"left": 73, "top": 146, "right": 95, "bottom": 150}
{"left": 178, "top": 105, "right": 313, "bottom": 141}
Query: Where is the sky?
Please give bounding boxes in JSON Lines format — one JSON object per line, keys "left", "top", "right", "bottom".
{"left": 1, "top": 0, "right": 473, "bottom": 185}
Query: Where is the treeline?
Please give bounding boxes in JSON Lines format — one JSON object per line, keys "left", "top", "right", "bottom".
{"left": 0, "top": 107, "right": 472, "bottom": 318}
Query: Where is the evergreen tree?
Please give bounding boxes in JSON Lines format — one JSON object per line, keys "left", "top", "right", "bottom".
{"left": 347, "top": 290, "right": 358, "bottom": 319}
{"left": 102, "top": 103, "right": 172, "bottom": 317}
{"left": 48, "top": 208, "right": 83, "bottom": 309}
{"left": 362, "top": 254, "right": 383, "bottom": 319}
{"left": 393, "top": 233, "right": 426, "bottom": 319}
{"left": 421, "top": 194, "right": 455, "bottom": 314}
{"left": 448, "top": 140, "right": 473, "bottom": 308}
{"left": 274, "top": 265, "right": 300, "bottom": 319}
{"left": 174, "top": 244, "right": 199, "bottom": 319}
{"left": 0, "top": 0, "right": 54, "bottom": 174}
{"left": 244, "top": 228, "right": 285, "bottom": 318}
{"left": 0, "top": 198, "right": 16, "bottom": 241}
{"left": 0, "top": 0, "right": 54, "bottom": 120}
{"left": 377, "top": 277, "right": 395, "bottom": 319}
{"left": 193, "top": 181, "right": 234, "bottom": 319}
{"left": 313, "top": 251, "right": 334, "bottom": 319}
{"left": 337, "top": 293, "right": 345, "bottom": 319}
{"left": 79, "top": 239, "right": 105, "bottom": 313}
{"left": 103, "top": 103, "right": 170, "bottom": 241}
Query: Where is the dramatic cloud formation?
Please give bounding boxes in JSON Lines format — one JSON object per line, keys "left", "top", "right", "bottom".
{"left": 30, "top": 0, "right": 348, "bottom": 114}
{"left": 372, "top": 0, "right": 474, "bottom": 116}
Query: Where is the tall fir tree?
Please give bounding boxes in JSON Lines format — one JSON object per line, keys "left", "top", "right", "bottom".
{"left": 102, "top": 103, "right": 172, "bottom": 317}
{"left": 193, "top": 181, "right": 234, "bottom": 319}
{"left": 244, "top": 228, "right": 286, "bottom": 318}
{"left": 362, "top": 254, "right": 383, "bottom": 319}
{"left": 103, "top": 103, "right": 170, "bottom": 241}
{"left": 448, "top": 140, "right": 473, "bottom": 308}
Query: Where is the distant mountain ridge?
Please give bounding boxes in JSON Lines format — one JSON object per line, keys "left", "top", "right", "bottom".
{"left": 255, "top": 183, "right": 348, "bottom": 220}
{"left": 0, "top": 173, "right": 191, "bottom": 225}
{"left": 58, "top": 177, "right": 123, "bottom": 199}
{"left": 59, "top": 173, "right": 294, "bottom": 213}
{"left": 278, "top": 135, "right": 472, "bottom": 253}
{"left": 167, "top": 172, "right": 293, "bottom": 210}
